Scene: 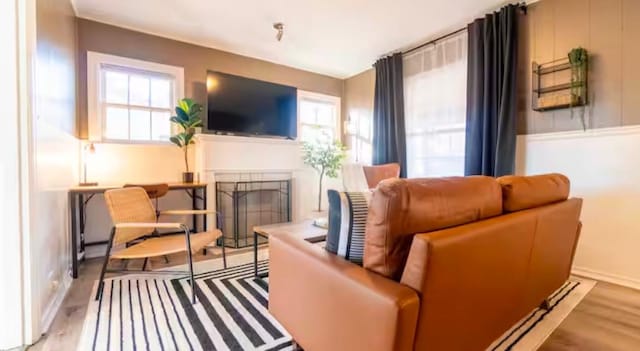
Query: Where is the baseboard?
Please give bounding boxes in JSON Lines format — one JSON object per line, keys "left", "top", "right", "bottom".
{"left": 572, "top": 266, "right": 640, "bottom": 291}
{"left": 39, "top": 273, "right": 72, "bottom": 335}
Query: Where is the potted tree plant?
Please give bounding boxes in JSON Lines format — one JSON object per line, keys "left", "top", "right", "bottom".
{"left": 302, "top": 139, "right": 346, "bottom": 212}
{"left": 170, "top": 98, "right": 203, "bottom": 183}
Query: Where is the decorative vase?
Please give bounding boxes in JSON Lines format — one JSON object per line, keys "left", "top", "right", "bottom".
{"left": 182, "top": 172, "right": 194, "bottom": 183}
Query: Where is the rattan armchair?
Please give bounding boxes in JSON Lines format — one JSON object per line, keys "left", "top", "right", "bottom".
{"left": 96, "top": 187, "right": 222, "bottom": 304}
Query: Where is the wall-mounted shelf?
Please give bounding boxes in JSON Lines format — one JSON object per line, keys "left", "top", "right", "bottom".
{"left": 534, "top": 96, "right": 585, "bottom": 112}
{"left": 533, "top": 82, "right": 585, "bottom": 94}
{"left": 535, "top": 62, "right": 572, "bottom": 75}
{"left": 532, "top": 57, "right": 588, "bottom": 112}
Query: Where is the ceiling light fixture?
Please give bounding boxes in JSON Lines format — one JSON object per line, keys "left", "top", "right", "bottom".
{"left": 273, "top": 22, "right": 284, "bottom": 41}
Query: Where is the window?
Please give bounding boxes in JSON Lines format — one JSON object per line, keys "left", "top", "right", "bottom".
{"left": 403, "top": 31, "right": 467, "bottom": 177}
{"left": 345, "top": 111, "right": 373, "bottom": 164}
{"left": 298, "top": 91, "right": 341, "bottom": 144}
{"left": 87, "top": 52, "right": 184, "bottom": 143}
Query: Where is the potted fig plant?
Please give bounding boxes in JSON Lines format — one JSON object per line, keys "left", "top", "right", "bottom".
{"left": 302, "top": 139, "right": 346, "bottom": 212}
{"left": 170, "top": 98, "right": 203, "bottom": 183}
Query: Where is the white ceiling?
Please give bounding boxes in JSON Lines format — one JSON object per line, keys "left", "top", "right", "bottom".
{"left": 72, "top": 0, "right": 506, "bottom": 79}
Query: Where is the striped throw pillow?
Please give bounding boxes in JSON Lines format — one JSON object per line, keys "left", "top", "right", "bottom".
{"left": 326, "top": 190, "right": 371, "bottom": 265}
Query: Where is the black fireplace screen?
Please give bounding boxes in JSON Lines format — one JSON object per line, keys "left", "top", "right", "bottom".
{"left": 215, "top": 180, "right": 291, "bottom": 248}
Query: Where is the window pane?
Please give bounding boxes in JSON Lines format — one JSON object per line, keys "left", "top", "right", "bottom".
{"left": 130, "top": 109, "right": 151, "bottom": 140}
{"left": 404, "top": 32, "right": 467, "bottom": 178}
{"left": 300, "top": 99, "right": 335, "bottom": 127}
{"left": 104, "top": 71, "right": 128, "bottom": 104}
{"left": 300, "top": 102, "right": 317, "bottom": 124}
{"left": 104, "top": 107, "right": 129, "bottom": 140}
{"left": 315, "top": 103, "right": 334, "bottom": 126}
{"left": 301, "top": 124, "right": 334, "bottom": 144}
{"left": 129, "top": 75, "right": 150, "bottom": 106}
{"left": 151, "top": 78, "right": 171, "bottom": 108}
{"left": 151, "top": 111, "right": 171, "bottom": 141}
{"left": 358, "top": 115, "right": 371, "bottom": 139}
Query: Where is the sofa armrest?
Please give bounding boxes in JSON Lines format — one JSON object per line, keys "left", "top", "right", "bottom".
{"left": 269, "top": 233, "right": 419, "bottom": 351}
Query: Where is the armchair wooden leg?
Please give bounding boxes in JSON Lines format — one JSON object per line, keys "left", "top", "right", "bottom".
{"left": 183, "top": 225, "right": 197, "bottom": 304}
{"left": 142, "top": 258, "right": 149, "bottom": 271}
{"left": 222, "top": 238, "right": 227, "bottom": 269}
{"left": 95, "top": 227, "right": 116, "bottom": 301}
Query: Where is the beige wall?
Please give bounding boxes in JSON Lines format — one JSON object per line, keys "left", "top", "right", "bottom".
{"left": 518, "top": 0, "right": 640, "bottom": 134}
{"left": 76, "top": 19, "right": 344, "bottom": 139}
{"left": 32, "top": 0, "right": 79, "bottom": 339}
{"left": 342, "top": 68, "right": 375, "bottom": 148}
{"left": 343, "top": 69, "right": 375, "bottom": 120}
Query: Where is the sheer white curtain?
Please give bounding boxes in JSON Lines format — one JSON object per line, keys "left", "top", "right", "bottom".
{"left": 403, "top": 32, "right": 468, "bottom": 177}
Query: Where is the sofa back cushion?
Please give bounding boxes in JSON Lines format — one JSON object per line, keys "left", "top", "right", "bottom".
{"left": 363, "top": 176, "right": 503, "bottom": 280}
{"left": 497, "top": 173, "right": 570, "bottom": 212}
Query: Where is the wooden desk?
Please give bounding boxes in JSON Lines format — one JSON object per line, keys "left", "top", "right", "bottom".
{"left": 68, "top": 182, "right": 207, "bottom": 278}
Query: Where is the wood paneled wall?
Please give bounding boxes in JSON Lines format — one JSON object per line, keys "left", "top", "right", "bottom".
{"left": 518, "top": 0, "right": 640, "bottom": 134}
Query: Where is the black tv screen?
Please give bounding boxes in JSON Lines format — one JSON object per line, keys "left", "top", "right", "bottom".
{"left": 206, "top": 71, "right": 297, "bottom": 138}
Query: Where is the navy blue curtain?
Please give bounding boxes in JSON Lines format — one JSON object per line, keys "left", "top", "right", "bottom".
{"left": 464, "top": 4, "right": 519, "bottom": 176}
{"left": 373, "top": 53, "right": 407, "bottom": 177}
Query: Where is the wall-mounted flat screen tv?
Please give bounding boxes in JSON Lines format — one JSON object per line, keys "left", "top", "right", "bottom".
{"left": 206, "top": 71, "right": 297, "bottom": 139}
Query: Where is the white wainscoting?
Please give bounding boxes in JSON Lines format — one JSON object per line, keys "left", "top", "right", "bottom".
{"left": 516, "top": 125, "right": 640, "bottom": 290}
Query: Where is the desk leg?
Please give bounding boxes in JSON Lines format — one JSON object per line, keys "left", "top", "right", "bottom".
{"left": 191, "top": 189, "right": 197, "bottom": 232}
{"left": 79, "top": 193, "right": 85, "bottom": 258}
{"left": 253, "top": 231, "right": 258, "bottom": 278}
{"left": 69, "top": 193, "right": 78, "bottom": 279}
{"left": 203, "top": 187, "right": 208, "bottom": 231}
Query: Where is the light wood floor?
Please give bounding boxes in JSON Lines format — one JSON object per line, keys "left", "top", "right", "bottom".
{"left": 539, "top": 279, "right": 640, "bottom": 350}
{"left": 28, "top": 251, "right": 640, "bottom": 351}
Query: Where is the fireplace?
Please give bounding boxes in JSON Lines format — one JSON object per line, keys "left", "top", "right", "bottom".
{"left": 215, "top": 179, "right": 291, "bottom": 248}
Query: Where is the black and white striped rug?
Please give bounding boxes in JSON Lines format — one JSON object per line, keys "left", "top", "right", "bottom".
{"left": 78, "top": 261, "right": 293, "bottom": 351}
{"left": 78, "top": 257, "right": 594, "bottom": 351}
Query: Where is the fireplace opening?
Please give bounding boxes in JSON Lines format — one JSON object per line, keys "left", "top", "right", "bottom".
{"left": 215, "top": 179, "right": 291, "bottom": 248}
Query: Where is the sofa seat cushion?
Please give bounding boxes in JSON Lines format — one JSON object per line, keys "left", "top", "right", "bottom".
{"left": 364, "top": 176, "right": 503, "bottom": 280}
{"left": 497, "top": 173, "right": 570, "bottom": 212}
{"left": 326, "top": 190, "right": 372, "bottom": 264}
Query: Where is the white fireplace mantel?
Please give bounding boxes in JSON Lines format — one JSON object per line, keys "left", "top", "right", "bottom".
{"left": 194, "top": 134, "right": 304, "bottom": 174}
{"left": 194, "top": 133, "right": 316, "bottom": 224}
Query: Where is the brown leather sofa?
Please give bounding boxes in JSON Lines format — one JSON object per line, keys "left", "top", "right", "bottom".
{"left": 269, "top": 174, "right": 582, "bottom": 351}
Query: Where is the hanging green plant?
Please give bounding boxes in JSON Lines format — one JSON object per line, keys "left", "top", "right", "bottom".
{"left": 568, "top": 47, "right": 588, "bottom": 130}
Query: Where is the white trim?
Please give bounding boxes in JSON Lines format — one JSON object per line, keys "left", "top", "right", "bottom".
{"left": 0, "top": 0, "right": 30, "bottom": 348}
{"left": 39, "top": 275, "right": 72, "bottom": 333}
{"left": 69, "top": 0, "right": 79, "bottom": 15}
{"left": 518, "top": 125, "right": 640, "bottom": 142}
{"left": 86, "top": 51, "right": 184, "bottom": 142}
{"left": 297, "top": 90, "right": 342, "bottom": 141}
{"left": 196, "top": 133, "right": 302, "bottom": 146}
{"left": 573, "top": 266, "right": 640, "bottom": 291}
{"left": 18, "top": 0, "right": 38, "bottom": 345}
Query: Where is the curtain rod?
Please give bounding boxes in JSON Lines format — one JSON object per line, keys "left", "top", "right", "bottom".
{"left": 401, "top": 3, "right": 528, "bottom": 56}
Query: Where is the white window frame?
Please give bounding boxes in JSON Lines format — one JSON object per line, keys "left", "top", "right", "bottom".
{"left": 297, "top": 90, "right": 341, "bottom": 142}
{"left": 87, "top": 51, "right": 184, "bottom": 143}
